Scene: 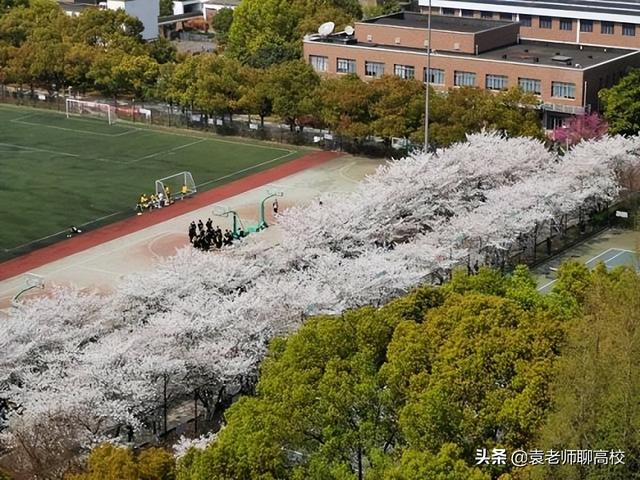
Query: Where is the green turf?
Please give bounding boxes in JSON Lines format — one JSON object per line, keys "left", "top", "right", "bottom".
{"left": 0, "top": 104, "right": 305, "bottom": 255}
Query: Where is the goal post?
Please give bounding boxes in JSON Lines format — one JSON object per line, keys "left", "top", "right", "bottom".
{"left": 65, "top": 98, "right": 117, "bottom": 125}
{"left": 155, "top": 171, "right": 196, "bottom": 200}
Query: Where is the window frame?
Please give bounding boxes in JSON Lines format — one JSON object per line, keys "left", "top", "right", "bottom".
{"left": 309, "top": 55, "right": 328, "bottom": 73}
{"left": 539, "top": 16, "right": 552, "bottom": 29}
{"left": 454, "top": 70, "right": 476, "bottom": 87}
{"left": 336, "top": 57, "right": 356, "bottom": 74}
{"left": 485, "top": 74, "right": 508, "bottom": 91}
{"left": 580, "top": 19, "right": 593, "bottom": 32}
{"left": 364, "top": 61, "right": 385, "bottom": 78}
{"left": 424, "top": 67, "right": 445, "bottom": 85}
{"left": 394, "top": 64, "right": 415, "bottom": 80}
{"left": 518, "top": 77, "right": 542, "bottom": 95}
{"left": 559, "top": 18, "right": 572, "bottom": 31}
{"left": 601, "top": 21, "right": 614, "bottom": 35}
{"left": 519, "top": 14, "right": 532, "bottom": 27}
{"left": 623, "top": 23, "right": 636, "bottom": 36}
{"left": 551, "top": 81, "right": 576, "bottom": 99}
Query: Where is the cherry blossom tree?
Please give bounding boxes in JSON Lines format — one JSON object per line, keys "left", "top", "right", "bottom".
{"left": 2, "top": 132, "right": 640, "bottom": 474}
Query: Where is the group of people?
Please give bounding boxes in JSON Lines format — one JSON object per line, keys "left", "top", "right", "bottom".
{"left": 189, "top": 218, "right": 236, "bottom": 251}
{"left": 136, "top": 184, "right": 191, "bottom": 215}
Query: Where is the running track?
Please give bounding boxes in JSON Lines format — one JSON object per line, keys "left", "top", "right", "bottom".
{"left": 0, "top": 150, "right": 342, "bottom": 282}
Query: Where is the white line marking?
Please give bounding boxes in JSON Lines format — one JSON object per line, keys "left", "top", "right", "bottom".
{"left": 4, "top": 212, "right": 123, "bottom": 252}
{"left": 0, "top": 142, "right": 79, "bottom": 158}
{"left": 604, "top": 249, "right": 632, "bottom": 266}
{"left": 10, "top": 117, "right": 138, "bottom": 137}
{"left": 584, "top": 247, "right": 617, "bottom": 267}
{"left": 538, "top": 278, "right": 557, "bottom": 292}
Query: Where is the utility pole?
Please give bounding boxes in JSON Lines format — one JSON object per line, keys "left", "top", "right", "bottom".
{"left": 424, "top": 0, "right": 432, "bottom": 152}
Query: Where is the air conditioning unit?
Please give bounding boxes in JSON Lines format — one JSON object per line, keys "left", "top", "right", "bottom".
{"left": 395, "top": 37, "right": 401, "bottom": 44}
{"left": 453, "top": 42, "right": 460, "bottom": 50}
{"left": 367, "top": 34, "right": 373, "bottom": 42}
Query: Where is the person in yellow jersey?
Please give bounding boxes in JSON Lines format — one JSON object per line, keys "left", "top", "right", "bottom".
{"left": 164, "top": 185, "right": 171, "bottom": 203}
{"left": 181, "top": 184, "right": 189, "bottom": 199}
{"left": 136, "top": 193, "right": 147, "bottom": 215}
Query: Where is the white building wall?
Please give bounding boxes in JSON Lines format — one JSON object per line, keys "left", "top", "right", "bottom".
{"left": 107, "top": 0, "right": 160, "bottom": 40}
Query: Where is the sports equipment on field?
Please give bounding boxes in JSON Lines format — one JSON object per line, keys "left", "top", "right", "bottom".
{"left": 66, "top": 98, "right": 117, "bottom": 125}
{"left": 155, "top": 171, "right": 196, "bottom": 200}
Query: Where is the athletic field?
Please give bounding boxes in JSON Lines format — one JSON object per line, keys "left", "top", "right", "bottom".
{"left": 0, "top": 104, "right": 304, "bottom": 259}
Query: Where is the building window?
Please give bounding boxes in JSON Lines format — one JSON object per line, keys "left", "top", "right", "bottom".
{"left": 560, "top": 18, "right": 572, "bottom": 30}
{"left": 486, "top": 74, "right": 508, "bottom": 90}
{"left": 309, "top": 55, "right": 327, "bottom": 72}
{"left": 461, "top": 9, "right": 474, "bottom": 17}
{"left": 601, "top": 21, "right": 614, "bottom": 34}
{"left": 580, "top": 19, "right": 593, "bottom": 32}
{"left": 442, "top": 8, "right": 455, "bottom": 15}
{"left": 539, "top": 16, "right": 552, "bottom": 29}
{"left": 424, "top": 67, "right": 445, "bottom": 85}
{"left": 623, "top": 23, "right": 636, "bottom": 36}
{"left": 336, "top": 58, "right": 356, "bottom": 74}
{"left": 480, "top": 11, "right": 493, "bottom": 19}
{"left": 395, "top": 64, "right": 415, "bottom": 79}
{"left": 519, "top": 14, "right": 532, "bottom": 27}
{"left": 365, "top": 61, "right": 385, "bottom": 77}
{"left": 454, "top": 70, "right": 476, "bottom": 87}
{"left": 552, "top": 81, "right": 576, "bottom": 99}
{"left": 500, "top": 12, "right": 513, "bottom": 21}
{"left": 519, "top": 77, "right": 541, "bottom": 95}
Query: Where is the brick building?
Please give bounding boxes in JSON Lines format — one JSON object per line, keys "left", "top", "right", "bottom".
{"left": 303, "top": 12, "right": 640, "bottom": 128}
{"left": 418, "top": 0, "right": 640, "bottom": 49}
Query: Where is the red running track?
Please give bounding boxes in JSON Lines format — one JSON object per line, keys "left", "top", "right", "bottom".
{"left": 0, "top": 150, "right": 343, "bottom": 282}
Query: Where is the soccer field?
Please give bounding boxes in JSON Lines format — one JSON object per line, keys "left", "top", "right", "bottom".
{"left": 0, "top": 104, "right": 304, "bottom": 259}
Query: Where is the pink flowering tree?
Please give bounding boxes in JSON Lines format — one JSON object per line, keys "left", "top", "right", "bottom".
{"left": 552, "top": 112, "right": 608, "bottom": 148}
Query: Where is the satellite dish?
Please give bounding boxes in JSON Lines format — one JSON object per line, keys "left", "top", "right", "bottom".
{"left": 345, "top": 25, "right": 355, "bottom": 36}
{"left": 318, "top": 21, "right": 335, "bottom": 36}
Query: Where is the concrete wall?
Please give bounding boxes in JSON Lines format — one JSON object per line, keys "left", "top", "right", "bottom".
{"left": 107, "top": 0, "right": 160, "bottom": 40}
{"left": 354, "top": 21, "right": 517, "bottom": 53}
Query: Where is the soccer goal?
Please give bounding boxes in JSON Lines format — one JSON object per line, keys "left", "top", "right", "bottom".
{"left": 66, "top": 98, "right": 117, "bottom": 125}
{"left": 155, "top": 171, "right": 196, "bottom": 200}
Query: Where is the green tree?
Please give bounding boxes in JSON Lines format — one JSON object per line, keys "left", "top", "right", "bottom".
{"left": 194, "top": 54, "right": 246, "bottom": 121}
{"left": 428, "top": 87, "right": 542, "bottom": 147}
{"left": 211, "top": 7, "right": 233, "bottom": 47}
{"left": 159, "top": 0, "right": 173, "bottom": 17}
{"left": 362, "top": 0, "right": 402, "bottom": 19}
{"left": 537, "top": 267, "right": 640, "bottom": 480}
{"left": 239, "top": 66, "right": 273, "bottom": 127}
{"left": 316, "top": 74, "right": 374, "bottom": 138}
{"left": 227, "top": 0, "right": 360, "bottom": 67}
{"left": 176, "top": 273, "right": 565, "bottom": 479}
{"left": 68, "top": 444, "right": 175, "bottom": 480}
{"left": 369, "top": 75, "right": 424, "bottom": 142}
{"left": 267, "top": 59, "right": 319, "bottom": 131}
{"left": 599, "top": 69, "right": 640, "bottom": 135}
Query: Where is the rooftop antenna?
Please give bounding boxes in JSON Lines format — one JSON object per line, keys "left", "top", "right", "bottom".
{"left": 318, "top": 21, "right": 335, "bottom": 37}
{"left": 345, "top": 25, "right": 355, "bottom": 36}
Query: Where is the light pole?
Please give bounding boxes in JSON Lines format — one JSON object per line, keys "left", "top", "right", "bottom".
{"left": 424, "top": 0, "right": 432, "bottom": 152}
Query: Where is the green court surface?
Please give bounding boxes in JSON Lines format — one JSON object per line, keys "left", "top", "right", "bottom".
{"left": 538, "top": 247, "right": 639, "bottom": 293}
{"left": 0, "top": 104, "right": 304, "bottom": 258}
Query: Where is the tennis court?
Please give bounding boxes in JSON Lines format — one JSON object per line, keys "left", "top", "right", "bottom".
{"left": 0, "top": 104, "right": 306, "bottom": 259}
{"left": 538, "top": 247, "right": 639, "bottom": 293}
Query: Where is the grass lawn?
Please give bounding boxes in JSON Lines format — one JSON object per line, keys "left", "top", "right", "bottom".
{"left": 0, "top": 104, "right": 305, "bottom": 258}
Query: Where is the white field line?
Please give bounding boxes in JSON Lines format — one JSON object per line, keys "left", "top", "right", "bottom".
{"left": 0, "top": 142, "right": 79, "bottom": 158}
{"left": 10, "top": 116, "right": 138, "bottom": 137}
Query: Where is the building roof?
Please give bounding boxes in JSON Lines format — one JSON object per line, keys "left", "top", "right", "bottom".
{"left": 422, "top": 0, "right": 640, "bottom": 21}
{"left": 478, "top": 39, "right": 636, "bottom": 68}
{"left": 363, "top": 11, "right": 514, "bottom": 33}
{"left": 306, "top": 35, "right": 638, "bottom": 70}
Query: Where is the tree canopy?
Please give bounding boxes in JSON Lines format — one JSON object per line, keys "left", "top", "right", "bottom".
{"left": 600, "top": 69, "right": 640, "bottom": 135}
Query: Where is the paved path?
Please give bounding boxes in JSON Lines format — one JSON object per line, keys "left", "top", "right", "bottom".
{"left": 0, "top": 154, "right": 385, "bottom": 307}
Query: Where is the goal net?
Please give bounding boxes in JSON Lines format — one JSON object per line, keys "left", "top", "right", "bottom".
{"left": 155, "top": 171, "right": 196, "bottom": 200}
{"left": 66, "top": 98, "right": 117, "bottom": 125}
